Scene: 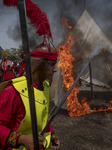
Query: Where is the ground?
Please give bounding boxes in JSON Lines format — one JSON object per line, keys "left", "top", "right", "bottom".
{"left": 47, "top": 85, "right": 112, "bottom": 150}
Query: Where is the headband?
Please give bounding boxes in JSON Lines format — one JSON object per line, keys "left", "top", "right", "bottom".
{"left": 21, "top": 51, "right": 57, "bottom": 61}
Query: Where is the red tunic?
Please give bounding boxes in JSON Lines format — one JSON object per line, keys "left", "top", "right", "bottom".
{"left": 0, "top": 83, "right": 25, "bottom": 149}
{"left": 3, "top": 72, "right": 14, "bottom": 81}
{"left": 0, "top": 82, "right": 53, "bottom": 149}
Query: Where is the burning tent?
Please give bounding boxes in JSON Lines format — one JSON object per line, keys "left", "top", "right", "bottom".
{"left": 51, "top": 9, "right": 112, "bottom": 110}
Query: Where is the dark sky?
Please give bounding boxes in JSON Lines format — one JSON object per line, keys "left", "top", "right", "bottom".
{"left": 0, "top": 0, "right": 112, "bottom": 50}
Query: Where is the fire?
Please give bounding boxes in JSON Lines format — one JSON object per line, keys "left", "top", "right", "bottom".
{"left": 57, "top": 18, "right": 112, "bottom": 117}
{"left": 97, "top": 100, "right": 112, "bottom": 112}
{"left": 57, "top": 35, "right": 91, "bottom": 117}
{"left": 61, "top": 18, "right": 72, "bottom": 29}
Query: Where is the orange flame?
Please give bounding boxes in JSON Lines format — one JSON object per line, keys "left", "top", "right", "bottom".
{"left": 57, "top": 35, "right": 91, "bottom": 117}
{"left": 62, "top": 18, "right": 72, "bottom": 29}
{"left": 97, "top": 100, "right": 112, "bottom": 112}
{"left": 57, "top": 18, "right": 112, "bottom": 117}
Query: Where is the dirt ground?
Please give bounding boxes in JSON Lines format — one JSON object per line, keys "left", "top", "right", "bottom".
{"left": 47, "top": 85, "right": 112, "bottom": 150}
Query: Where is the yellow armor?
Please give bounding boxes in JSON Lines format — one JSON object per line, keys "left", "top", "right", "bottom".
{"left": 12, "top": 76, "right": 51, "bottom": 149}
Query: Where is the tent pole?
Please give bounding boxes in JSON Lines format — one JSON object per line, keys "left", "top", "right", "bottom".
{"left": 89, "top": 62, "right": 94, "bottom": 99}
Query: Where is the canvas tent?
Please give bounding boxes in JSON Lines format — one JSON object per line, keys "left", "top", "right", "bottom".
{"left": 50, "top": 9, "right": 112, "bottom": 109}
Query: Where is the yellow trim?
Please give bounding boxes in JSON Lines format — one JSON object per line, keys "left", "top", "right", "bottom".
{"left": 12, "top": 76, "right": 51, "bottom": 149}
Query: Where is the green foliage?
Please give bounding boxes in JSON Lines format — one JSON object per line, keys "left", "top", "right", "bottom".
{"left": 5, "top": 48, "right": 22, "bottom": 63}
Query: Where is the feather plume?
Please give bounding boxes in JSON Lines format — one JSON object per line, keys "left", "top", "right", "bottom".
{"left": 3, "top": 0, "right": 52, "bottom": 38}
{"left": 3, "top": 0, "right": 17, "bottom": 6}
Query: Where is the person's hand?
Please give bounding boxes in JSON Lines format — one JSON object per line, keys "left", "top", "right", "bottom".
{"left": 18, "top": 133, "right": 44, "bottom": 150}
{"left": 51, "top": 135, "right": 60, "bottom": 149}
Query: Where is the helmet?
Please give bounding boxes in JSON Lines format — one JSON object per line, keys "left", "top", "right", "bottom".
{"left": 32, "top": 39, "right": 56, "bottom": 53}
{"left": 18, "top": 39, "right": 57, "bottom": 77}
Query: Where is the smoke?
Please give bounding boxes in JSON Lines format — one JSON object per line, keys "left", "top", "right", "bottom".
{"left": 38, "top": 0, "right": 85, "bottom": 47}
{"left": 1, "top": 0, "right": 112, "bottom": 87}
{"left": 86, "top": 0, "right": 112, "bottom": 42}
{"left": 6, "top": 17, "right": 44, "bottom": 51}
{"left": 1, "top": 0, "right": 85, "bottom": 50}
{"left": 1, "top": 0, "right": 112, "bottom": 50}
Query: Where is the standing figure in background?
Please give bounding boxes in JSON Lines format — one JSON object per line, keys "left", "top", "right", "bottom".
{"left": 0, "top": 57, "right": 17, "bottom": 81}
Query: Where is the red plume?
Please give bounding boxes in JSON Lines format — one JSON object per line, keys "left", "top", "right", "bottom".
{"left": 3, "top": 0, "right": 18, "bottom": 7}
{"left": 3, "top": 0, "right": 52, "bottom": 38}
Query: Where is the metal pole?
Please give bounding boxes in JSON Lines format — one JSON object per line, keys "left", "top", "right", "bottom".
{"left": 41, "top": 41, "right": 102, "bottom": 135}
{"left": 18, "top": 0, "right": 40, "bottom": 149}
{"left": 89, "top": 62, "right": 94, "bottom": 99}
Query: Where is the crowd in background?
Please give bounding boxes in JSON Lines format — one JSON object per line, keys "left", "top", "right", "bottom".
{"left": 0, "top": 57, "right": 21, "bottom": 83}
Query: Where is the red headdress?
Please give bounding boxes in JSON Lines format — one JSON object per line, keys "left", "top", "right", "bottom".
{"left": 3, "top": 0, "right": 58, "bottom": 76}
{"left": 21, "top": 39, "right": 57, "bottom": 60}
{"left": 3, "top": 0, "right": 52, "bottom": 38}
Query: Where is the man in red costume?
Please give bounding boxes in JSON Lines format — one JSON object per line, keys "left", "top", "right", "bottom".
{"left": 0, "top": 58, "right": 17, "bottom": 81}
{"left": 0, "top": 40, "right": 59, "bottom": 150}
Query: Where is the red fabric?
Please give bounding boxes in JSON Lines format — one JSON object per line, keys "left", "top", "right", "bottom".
{"left": 3, "top": 0, "right": 17, "bottom": 6}
{"left": 3, "top": 0, "right": 52, "bottom": 38}
{"left": 18, "top": 51, "right": 57, "bottom": 77}
{"left": 4, "top": 58, "right": 8, "bottom": 61}
{"left": 21, "top": 51, "right": 57, "bottom": 61}
{"left": 12, "top": 66, "right": 17, "bottom": 69}
{"left": 25, "top": 0, "right": 52, "bottom": 38}
{"left": 33, "top": 81, "right": 38, "bottom": 89}
{"left": 0, "top": 83, "right": 25, "bottom": 149}
{"left": 3, "top": 72, "right": 14, "bottom": 81}
{"left": 17, "top": 61, "right": 25, "bottom": 77}
{"left": 46, "top": 124, "right": 54, "bottom": 133}
{"left": 1, "top": 59, "right": 13, "bottom": 71}
{"left": 0, "top": 80, "right": 54, "bottom": 149}
{"left": 0, "top": 59, "right": 15, "bottom": 80}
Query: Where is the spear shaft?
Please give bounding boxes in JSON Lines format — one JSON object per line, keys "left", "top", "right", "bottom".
{"left": 41, "top": 41, "right": 102, "bottom": 135}
{"left": 18, "top": 0, "right": 40, "bottom": 149}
